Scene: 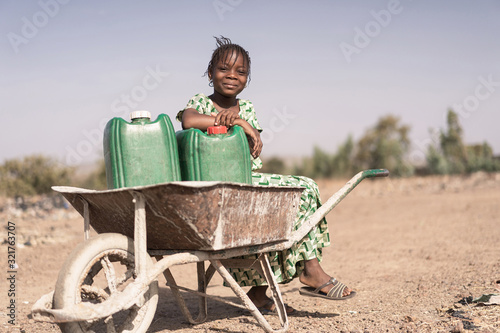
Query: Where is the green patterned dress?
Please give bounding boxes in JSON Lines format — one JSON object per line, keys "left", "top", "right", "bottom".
{"left": 177, "top": 93, "right": 330, "bottom": 285}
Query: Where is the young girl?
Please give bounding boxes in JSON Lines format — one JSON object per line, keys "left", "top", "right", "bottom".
{"left": 177, "top": 36, "right": 355, "bottom": 314}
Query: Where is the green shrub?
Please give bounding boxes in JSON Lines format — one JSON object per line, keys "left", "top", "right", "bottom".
{"left": 426, "top": 110, "right": 499, "bottom": 175}
{"left": 353, "top": 115, "right": 414, "bottom": 177}
{"left": 81, "top": 159, "right": 107, "bottom": 190}
{"left": 0, "top": 155, "right": 74, "bottom": 197}
{"left": 426, "top": 145, "right": 449, "bottom": 175}
{"left": 260, "top": 156, "right": 287, "bottom": 175}
{"left": 331, "top": 135, "right": 355, "bottom": 178}
{"left": 466, "top": 142, "right": 500, "bottom": 172}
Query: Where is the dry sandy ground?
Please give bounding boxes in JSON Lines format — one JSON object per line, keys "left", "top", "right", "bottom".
{"left": 1, "top": 172, "right": 499, "bottom": 333}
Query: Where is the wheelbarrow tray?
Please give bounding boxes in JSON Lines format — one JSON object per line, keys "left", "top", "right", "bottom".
{"left": 53, "top": 181, "right": 303, "bottom": 251}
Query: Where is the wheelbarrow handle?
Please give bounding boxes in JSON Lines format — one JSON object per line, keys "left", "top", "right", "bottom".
{"left": 362, "top": 169, "right": 390, "bottom": 178}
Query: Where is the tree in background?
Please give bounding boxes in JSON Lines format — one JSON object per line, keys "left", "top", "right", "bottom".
{"left": 290, "top": 116, "right": 413, "bottom": 178}
{"left": 354, "top": 115, "right": 413, "bottom": 177}
{"left": 331, "top": 135, "right": 355, "bottom": 178}
{"left": 426, "top": 109, "right": 499, "bottom": 174}
{"left": 466, "top": 142, "right": 500, "bottom": 172}
{"left": 289, "top": 145, "right": 339, "bottom": 179}
{"left": 426, "top": 143, "right": 448, "bottom": 175}
{"left": 81, "top": 159, "right": 107, "bottom": 190}
{"left": 288, "top": 116, "right": 415, "bottom": 178}
{"left": 0, "top": 155, "right": 74, "bottom": 197}
{"left": 439, "top": 110, "right": 468, "bottom": 174}
{"left": 291, "top": 155, "right": 315, "bottom": 178}
{"left": 311, "top": 145, "right": 334, "bottom": 178}
{"left": 260, "top": 156, "right": 287, "bottom": 175}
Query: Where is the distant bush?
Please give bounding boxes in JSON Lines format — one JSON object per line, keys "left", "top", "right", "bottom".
{"left": 354, "top": 115, "right": 414, "bottom": 177}
{"left": 291, "top": 155, "right": 315, "bottom": 178}
{"left": 81, "top": 159, "right": 107, "bottom": 190}
{"left": 260, "top": 156, "right": 287, "bottom": 175}
{"left": 311, "top": 146, "right": 335, "bottom": 178}
{"left": 288, "top": 115, "right": 414, "bottom": 179}
{"left": 426, "top": 110, "right": 500, "bottom": 174}
{"left": 426, "top": 145, "right": 448, "bottom": 175}
{"left": 331, "top": 135, "right": 356, "bottom": 178}
{"left": 0, "top": 155, "right": 74, "bottom": 197}
{"left": 466, "top": 142, "right": 500, "bottom": 173}
{"left": 439, "top": 110, "right": 468, "bottom": 174}
{"left": 302, "top": 138, "right": 356, "bottom": 178}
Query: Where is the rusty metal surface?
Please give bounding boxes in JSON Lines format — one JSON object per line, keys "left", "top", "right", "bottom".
{"left": 53, "top": 181, "right": 302, "bottom": 251}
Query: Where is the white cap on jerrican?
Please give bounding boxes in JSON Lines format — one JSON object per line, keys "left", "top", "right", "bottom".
{"left": 130, "top": 110, "right": 151, "bottom": 120}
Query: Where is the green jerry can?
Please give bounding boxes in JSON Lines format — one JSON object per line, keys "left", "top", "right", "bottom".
{"left": 103, "top": 111, "right": 181, "bottom": 189}
{"left": 176, "top": 125, "right": 252, "bottom": 184}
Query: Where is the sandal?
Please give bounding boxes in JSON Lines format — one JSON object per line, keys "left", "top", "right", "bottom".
{"left": 299, "top": 277, "right": 356, "bottom": 300}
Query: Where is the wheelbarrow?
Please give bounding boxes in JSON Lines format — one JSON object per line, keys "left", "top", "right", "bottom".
{"left": 31, "top": 169, "right": 389, "bottom": 333}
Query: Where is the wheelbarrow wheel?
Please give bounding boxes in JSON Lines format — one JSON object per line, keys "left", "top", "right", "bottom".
{"left": 53, "top": 233, "right": 159, "bottom": 333}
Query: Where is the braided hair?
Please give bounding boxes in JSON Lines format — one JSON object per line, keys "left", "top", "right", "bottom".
{"left": 205, "top": 36, "right": 251, "bottom": 84}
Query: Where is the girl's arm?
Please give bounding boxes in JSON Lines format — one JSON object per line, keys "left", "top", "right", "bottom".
{"left": 181, "top": 108, "right": 216, "bottom": 131}
{"left": 182, "top": 108, "right": 240, "bottom": 130}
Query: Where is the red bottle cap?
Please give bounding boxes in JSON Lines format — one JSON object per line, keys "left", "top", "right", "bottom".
{"left": 207, "top": 126, "right": 227, "bottom": 135}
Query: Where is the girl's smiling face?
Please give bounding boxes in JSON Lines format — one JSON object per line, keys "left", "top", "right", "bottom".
{"left": 209, "top": 50, "right": 249, "bottom": 98}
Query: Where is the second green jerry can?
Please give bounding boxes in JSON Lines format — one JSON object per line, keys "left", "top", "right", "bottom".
{"left": 176, "top": 125, "right": 252, "bottom": 184}
{"left": 103, "top": 111, "right": 181, "bottom": 189}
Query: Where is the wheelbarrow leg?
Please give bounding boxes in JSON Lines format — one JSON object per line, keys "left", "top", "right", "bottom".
{"left": 257, "top": 254, "right": 288, "bottom": 325}
{"left": 211, "top": 255, "right": 289, "bottom": 333}
{"left": 196, "top": 262, "right": 208, "bottom": 321}
{"left": 79, "top": 196, "right": 90, "bottom": 241}
{"left": 132, "top": 191, "right": 148, "bottom": 279}
{"left": 161, "top": 262, "right": 210, "bottom": 324}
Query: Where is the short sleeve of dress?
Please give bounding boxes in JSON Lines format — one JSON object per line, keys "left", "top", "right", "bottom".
{"left": 176, "top": 93, "right": 216, "bottom": 122}
{"left": 238, "top": 99, "right": 263, "bottom": 133}
{"left": 238, "top": 99, "right": 263, "bottom": 170}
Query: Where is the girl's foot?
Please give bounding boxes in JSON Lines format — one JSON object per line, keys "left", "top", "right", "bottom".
{"left": 247, "top": 286, "right": 295, "bottom": 314}
{"left": 299, "top": 259, "right": 353, "bottom": 298}
{"left": 299, "top": 277, "right": 356, "bottom": 300}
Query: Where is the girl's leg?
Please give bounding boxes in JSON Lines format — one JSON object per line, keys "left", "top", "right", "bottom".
{"left": 247, "top": 258, "right": 352, "bottom": 309}
{"left": 246, "top": 286, "right": 269, "bottom": 306}
{"left": 247, "top": 286, "right": 295, "bottom": 314}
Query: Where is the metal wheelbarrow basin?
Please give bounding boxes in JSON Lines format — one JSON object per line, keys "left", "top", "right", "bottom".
{"left": 54, "top": 181, "right": 303, "bottom": 251}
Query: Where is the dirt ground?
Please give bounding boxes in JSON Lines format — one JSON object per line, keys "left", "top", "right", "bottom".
{"left": 1, "top": 172, "right": 499, "bottom": 333}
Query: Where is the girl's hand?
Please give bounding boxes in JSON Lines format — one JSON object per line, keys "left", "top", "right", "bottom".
{"left": 233, "top": 118, "right": 263, "bottom": 158}
{"left": 246, "top": 128, "right": 263, "bottom": 158}
{"left": 213, "top": 109, "right": 240, "bottom": 127}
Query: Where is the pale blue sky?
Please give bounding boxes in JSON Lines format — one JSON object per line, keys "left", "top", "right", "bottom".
{"left": 1, "top": 0, "right": 499, "bottom": 166}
